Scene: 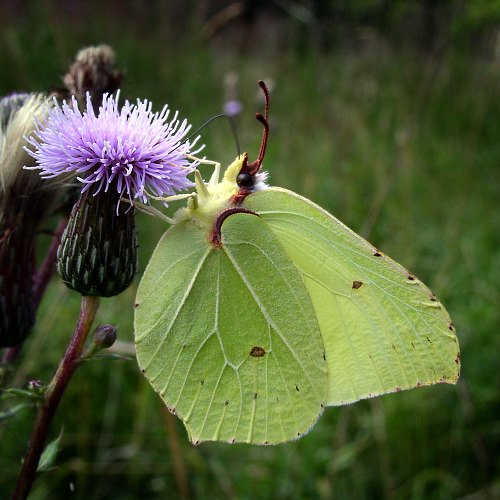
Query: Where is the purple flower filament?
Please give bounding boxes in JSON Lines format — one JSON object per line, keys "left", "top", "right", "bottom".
{"left": 25, "top": 92, "right": 201, "bottom": 206}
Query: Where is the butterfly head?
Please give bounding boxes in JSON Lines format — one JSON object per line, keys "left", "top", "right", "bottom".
{"left": 173, "top": 81, "right": 270, "bottom": 232}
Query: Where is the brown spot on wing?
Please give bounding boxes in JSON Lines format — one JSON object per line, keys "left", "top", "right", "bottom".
{"left": 250, "top": 346, "right": 266, "bottom": 357}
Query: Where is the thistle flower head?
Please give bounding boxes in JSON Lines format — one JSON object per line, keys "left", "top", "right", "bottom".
{"left": 26, "top": 92, "right": 201, "bottom": 206}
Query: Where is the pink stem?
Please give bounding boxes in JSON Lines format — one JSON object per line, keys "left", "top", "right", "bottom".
{"left": 12, "top": 295, "right": 100, "bottom": 500}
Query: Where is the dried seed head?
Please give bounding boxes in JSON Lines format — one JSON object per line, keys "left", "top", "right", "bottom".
{"left": 1, "top": 94, "right": 70, "bottom": 233}
{"left": 64, "top": 45, "right": 122, "bottom": 111}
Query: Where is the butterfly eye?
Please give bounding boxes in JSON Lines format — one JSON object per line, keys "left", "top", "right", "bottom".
{"left": 237, "top": 172, "right": 254, "bottom": 188}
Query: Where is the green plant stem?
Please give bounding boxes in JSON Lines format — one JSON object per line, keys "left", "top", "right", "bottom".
{"left": 12, "top": 295, "right": 101, "bottom": 500}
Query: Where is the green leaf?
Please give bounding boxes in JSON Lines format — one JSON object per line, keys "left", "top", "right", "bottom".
{"left": 0, "top": 403, "right": 31, "bottom": 422}
{"left": 82, "top": 354, "right": 131, "bottom": 362}
{"left": 6, "top": 388, "right": 43, "bottom": 400}
{"left": 37, "top": 430, "right": 63, "bottom": 473}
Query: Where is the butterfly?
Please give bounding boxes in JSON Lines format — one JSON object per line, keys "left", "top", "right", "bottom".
{"left": 134, "top": 81, "right": 460, "bottom": 445}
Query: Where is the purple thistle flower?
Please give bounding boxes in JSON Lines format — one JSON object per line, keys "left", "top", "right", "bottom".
{"left": 223, "top": 99, "right": 243, "bottom": 117}
{"left": 25, "top": 92, "right": 201, "bottom": 205}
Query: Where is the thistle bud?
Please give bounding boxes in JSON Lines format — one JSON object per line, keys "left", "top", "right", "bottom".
{"left": 0, "top": 94, "right": 69, "bottom": 347}
{"left": 27, "top": 377, "right": 45, "bottom": 394}
{"left": 92, "top": 324, "right": 117, "bottom": 349}
{"left": 57, "top": 188, "right": 138, "bottom": 297}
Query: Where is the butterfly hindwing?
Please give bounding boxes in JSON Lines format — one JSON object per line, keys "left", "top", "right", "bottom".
{"left": 135, "top": 213, "right": 327, "bottom": 444}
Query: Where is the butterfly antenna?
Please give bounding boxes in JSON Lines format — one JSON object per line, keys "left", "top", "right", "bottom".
{"left": 181, "top": 113, "right": 241, "bottom": 157}
{"left": 247, "top": 80, "right": 270, "bottom": 175}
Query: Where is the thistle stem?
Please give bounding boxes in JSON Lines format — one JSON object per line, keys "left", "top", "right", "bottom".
{"left": 33, "top": 216, "right": 68, "bottom": 308}
{"left": 12, "top": 295, "right": 100, "bottom": 500}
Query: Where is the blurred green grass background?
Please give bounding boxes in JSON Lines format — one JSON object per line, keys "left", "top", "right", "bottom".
{"left": 1, "top": 1, "right": 499, "bottom": 498}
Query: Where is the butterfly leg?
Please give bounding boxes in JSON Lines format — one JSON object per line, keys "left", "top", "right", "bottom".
{"left": 128, "top": 192, "right": 196, "bottom": 224}
{"left": 185, "top": 154, "right": 222, "bottom": 186}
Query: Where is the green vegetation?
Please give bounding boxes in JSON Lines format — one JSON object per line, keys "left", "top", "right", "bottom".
{"left": 1, "top": 2, "right": 499, "bottom": 498}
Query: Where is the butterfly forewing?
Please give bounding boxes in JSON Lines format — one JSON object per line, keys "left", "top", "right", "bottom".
{"left": 243, "top": 188, "right": 460, "bottom": 405}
